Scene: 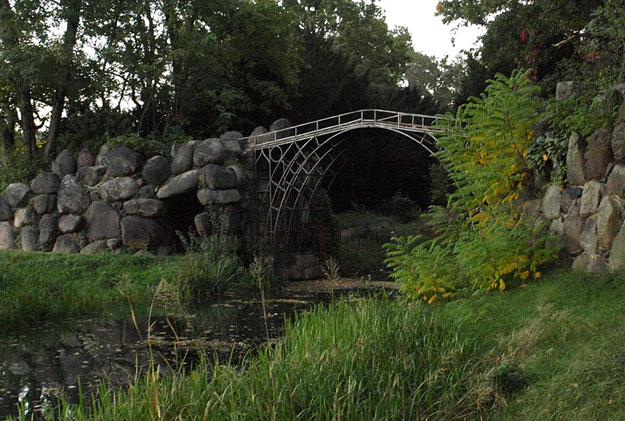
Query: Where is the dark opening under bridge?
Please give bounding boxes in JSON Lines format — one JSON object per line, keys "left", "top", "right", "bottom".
{"left": 242, "top": 109, "right": 444, "bottom": 254}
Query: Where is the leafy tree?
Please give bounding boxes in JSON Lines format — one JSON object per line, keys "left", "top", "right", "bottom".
{"left": 437, "top": 0, "right": 603, "bottom": 98}
{"left": 405, "top": 51, "right": 465, "bottom": 111}
{"left": 385, "top": 70, "right": 559, "bottom": 301}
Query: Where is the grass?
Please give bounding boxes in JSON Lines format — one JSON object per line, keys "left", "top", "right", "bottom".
{"left": 16, "top": 265, "right": 625, "bottom": 420}
{"left": 0, "top": 248, "right": 247, "bottom": 334}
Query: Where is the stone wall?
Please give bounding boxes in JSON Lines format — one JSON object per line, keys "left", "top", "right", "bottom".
{"left": 537, "top": 83, "right": 625, "bottom": 273}
{"left": 0, "top": 133, "right": 252, "bottom": 255}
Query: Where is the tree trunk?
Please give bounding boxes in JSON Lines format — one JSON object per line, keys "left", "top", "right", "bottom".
{"left": 14, "top": 76, "right": 36, "bottom": 157}
{"left": 44, "top": 0, "right": 82, "bottom": 158}
{"left": 0, "top": 105, "right": 16, "bottom": 152}
{"left": 0, "top": 0, "right": 37, "bottom": 157}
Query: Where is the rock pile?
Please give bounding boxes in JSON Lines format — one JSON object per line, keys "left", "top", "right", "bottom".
{"left": 538, "top": 83, "right": 625, "bottom": 273}
{"left": 0, "top": 133, "right": 250, "bottom": 254}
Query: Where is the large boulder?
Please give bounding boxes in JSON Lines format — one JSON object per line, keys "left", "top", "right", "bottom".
{"left": 584, "top": 127, "right": 613, "bottom": 180}
{"left": 542, "top": 185, "right": 562, "bottom": 219}
{"left": 248, "top": 126, "right": 270, "bottom": 147}
{"left": 0, "top": 198, "right": 12, "bottom": 221}
{"left": 138, "top": 185, "right": 156, "bottom": 199}
{"left": 556, "top": 81, "right": 581, "bottom": 100}
{"left": 39, "top": 215, "right": 58, "bottom": 251}
{"left": 612, "top": 101, "right": 625, "bottom": 161}
{"left": 121, "top": 216, "right": 165, "bottom": 249}
{"left": 522, "top": 199, "right": 542, "bottom": 218}
{"left": 85, "top": 201, "right": 121, "bottom": 241}
{"left": 106, "top": 147, "right": 143, "bottom": 177}
{"left": 100, "top": 177, "right": 139, "bottom": 202}
{"left": 561, "top": 187, "right": 582, "bottom": 213}
{"left": 81, "top": 240, "right": 108, "bottom": 255}
{"left": 156, "top": 170, "right": 200, "bottom": 199}
{"left": 20, "top": 225, "right": 39, "bottom": 251}
{"left": 222, "top": 205, "right": 242, "bottom": 234}
{"left": 52, "top": 234, "right": 80, "bottom": 253}
{"left": 142, "top": 155, "right": 170, "bottom": 186}
{"left": 609, "top": 221, "right": 625, "bottom": 271}
{"left": 5, "top": 183, "right": 32, "bottom": 208}
{"left": 77, "top": 148, "right": 94, "bottom": 168}
{"left": 95, "top": 144, "right": 110, "bottom": 167}
{"left": 580, "top": 180, "right": 602, "bottom": 217}
{"left": 51, "top": 149, "right": 77, "bottom": 178}
{"left": 596, "top": 196, "right": 624, "bottom": 251}
{"left": 59, "top": 214, "right": 84, "bottom": 233}
{"left": 563, "top": 199, "right": 584, "bottom": 254}
{"left": 612, "top": 121, "right": 625, "bottom": 162}
{"left": 269, "top": 118, "right": 293, "bottom": 140}
{"left": 31, "top": 194, "right": 57, "bottom": 215}
{"left": 580, "top": 215, "right": 598, "bottom": 255}
{"left": 170, "top": 141, "right": 197, "bottom": 175}
{"left": 199, "top": 164, "right": 239, "bottom": 190}
{"left": 566, "top": 132, "right": 586, "bottom": 186}
{"left": 607, "top": 164, "right": 625, "bottom": 197}
{"left": 14, "top": 208, "right": 36, "bottom": 228}
{"left": 31, "top": 171, "right": 60, "bottom": 194}
{"left": 57, "top": 175, "right": 89, "bottom": 214}
{"left": 0, "top": 222, "right": 16, "bottom": 250}
{"left": 194, "top": 212, "right": 212, "bottom": 237}
{"left": 197, "top": 188, "right": 241, "bottom": 205}
{"left": 221, "top": 140, "right": 242, "bottom": 161}
{"left": 123, "top": 199, "right": 166, "bottom": 217}
{"left": 77, "top": 166, "right": 107, "bottom": 187}
{"left": 193, "top": 139, "right": 225, "bottom": 167}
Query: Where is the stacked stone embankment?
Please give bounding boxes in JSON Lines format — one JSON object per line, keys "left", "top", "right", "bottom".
{"left": 535, "top": 83, "right": 625, "bottom": 273}
{"left": 0, "top": 132, "right": 252, "bottom": 254}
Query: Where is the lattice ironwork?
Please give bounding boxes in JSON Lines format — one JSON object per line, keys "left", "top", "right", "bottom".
{"left": 242, "top": 109, "right": 444, "bottom": 254}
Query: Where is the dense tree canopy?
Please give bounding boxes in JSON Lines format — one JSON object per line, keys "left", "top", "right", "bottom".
{"left": 0, "top": 0, "right": 422, "bottom": 161}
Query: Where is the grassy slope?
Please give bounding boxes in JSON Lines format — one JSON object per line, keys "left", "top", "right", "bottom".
{"left": 438, "top": 267, "right": 625, "bottom": 419}
{"left": 0, "top": 251, "right": 187, "bottom": 333}
{"left": 18, "top": 266, "right": 625, "bottom": 420}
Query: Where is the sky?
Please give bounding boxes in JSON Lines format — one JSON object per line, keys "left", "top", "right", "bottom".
{"left": 377, "top": 0, "right": 485, "bottom": 59}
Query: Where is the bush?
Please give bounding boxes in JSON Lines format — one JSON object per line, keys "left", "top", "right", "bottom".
{"left": 0, "top": 149, "right": 49, "bottom": 193}
{"left": 385, "top": 70, "right": 559, "bottom": 301}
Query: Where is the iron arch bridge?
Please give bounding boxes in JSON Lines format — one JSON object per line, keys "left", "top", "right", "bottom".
{"left": 242, "top": 109, "right": 445, "bottom": 254}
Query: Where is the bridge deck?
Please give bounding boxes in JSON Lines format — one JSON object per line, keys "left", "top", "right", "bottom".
{"left": 243, "top": 109, "right": 444, "bottom": 150}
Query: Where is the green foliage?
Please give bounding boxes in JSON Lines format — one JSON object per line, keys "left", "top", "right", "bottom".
{"left": 174, "top": 207, "right": 247, "bottom": 298}
{"left": 428, "top": 162, "right": 454, "bottom": 206}
{"left": 105, "top": 127, "right": 191, "bottom": 158}
{"left": 543, "top": 94, "right": 608, "bottom": 139}
{"left": 0, "top": 149, "right": 48, "bottom": 192}
{"left": 376, "top": 190, "right": 420, "bottom": 222}
{"left": 38, "top": 299, "right": 487, "bottom": 420}
{"left": 526, "top": 132, "right": 568, "bottom": 185}
{"left": 337, "top": 210, "right": 426, "bottom": 281}
{"left": 582, "top": 0, "right": 625, "bottom": 87}
{"left": 385, "top": 70, "right": 559, "bottom": 301}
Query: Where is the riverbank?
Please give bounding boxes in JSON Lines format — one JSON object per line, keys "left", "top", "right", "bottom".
{"left": 14, "top": 266, "right": 625, "bottom": 419}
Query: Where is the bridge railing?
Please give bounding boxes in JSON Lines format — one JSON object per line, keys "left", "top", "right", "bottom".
{"left": 247, "top": 109, "right": 445, "bottom": 147}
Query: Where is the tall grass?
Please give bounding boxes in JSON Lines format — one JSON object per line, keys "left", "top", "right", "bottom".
{"left": 28, "top": 299, "right": 487, "bottom": 420}
{"left": 0, "top": 245, "right": 249, "bottom": 334}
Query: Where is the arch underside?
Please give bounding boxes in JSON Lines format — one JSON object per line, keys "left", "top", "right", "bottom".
{"left": 251, "top": 127, "right": 439, "bottom": 254}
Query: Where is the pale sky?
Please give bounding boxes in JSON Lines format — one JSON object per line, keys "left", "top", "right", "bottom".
{"left": 377, "top": 0, "right": 485, "bottom": 59}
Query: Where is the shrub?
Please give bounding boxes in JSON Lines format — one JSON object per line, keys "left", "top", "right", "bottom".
{"left": 385, "top": 70, "right": 559, "bottom": 301}
{"left": 0, "top": 149, "right": 49, "bottom": 192}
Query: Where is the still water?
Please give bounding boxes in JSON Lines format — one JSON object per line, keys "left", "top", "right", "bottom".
{"left": 0, "top": 287, "right": 342, "bottom": 419}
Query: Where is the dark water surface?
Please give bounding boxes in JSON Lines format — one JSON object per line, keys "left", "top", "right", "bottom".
{"left": 0, "top": 287, "right": 340, "bottom": 419}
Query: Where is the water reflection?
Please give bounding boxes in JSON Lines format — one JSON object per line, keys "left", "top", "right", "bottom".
{"left": 0, "top": 288, "right": 334, "bottom": 419}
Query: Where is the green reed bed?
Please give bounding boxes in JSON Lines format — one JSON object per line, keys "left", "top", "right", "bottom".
{"left": 34, "top": 298, "right": 483, "bottom": 420}
{"left": 0, "top": 248, "right": 246, "bottom": 333}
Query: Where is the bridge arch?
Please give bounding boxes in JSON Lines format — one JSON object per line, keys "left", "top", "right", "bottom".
{"left": 244, "top": 109, "right": 444, "bottom": 254}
